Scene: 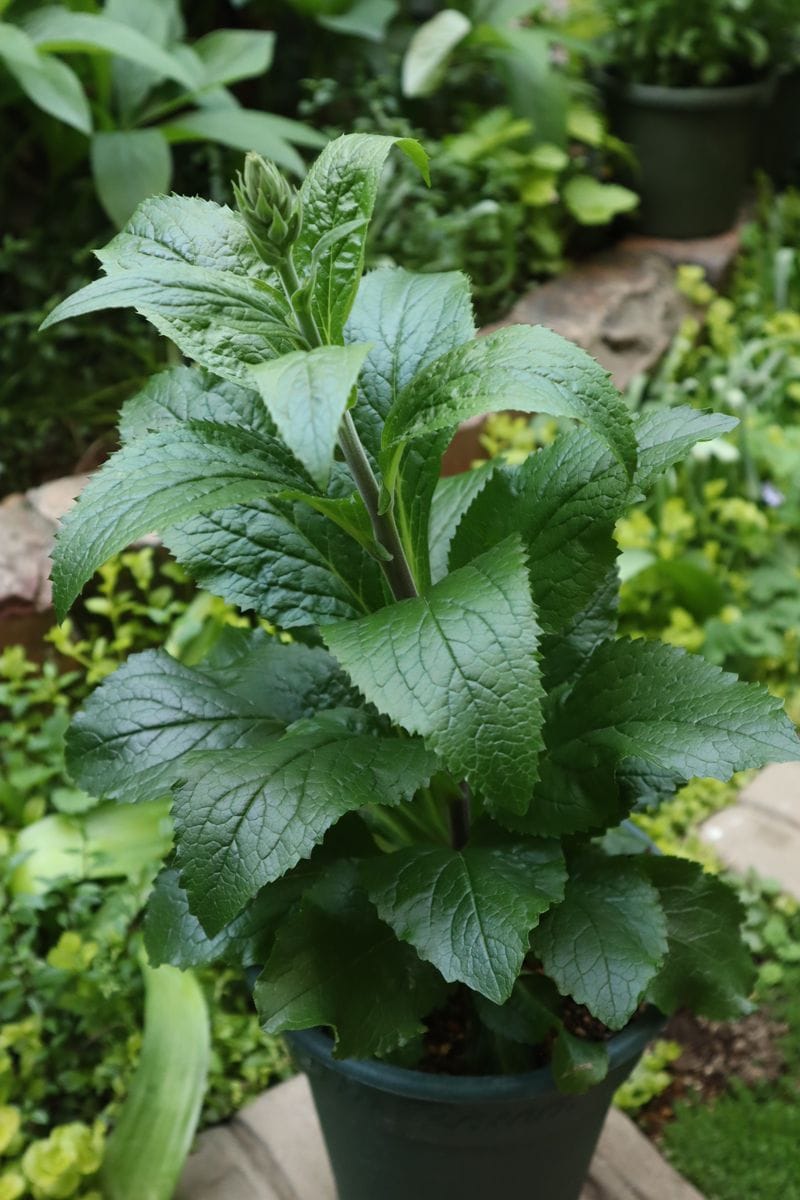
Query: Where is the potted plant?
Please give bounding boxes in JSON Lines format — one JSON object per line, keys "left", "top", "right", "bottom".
{"left": 42, "top": 136, "right": 800, "bottom": 1200}
{"left": 592, "top": 0, "right": 798, "bottom": 237}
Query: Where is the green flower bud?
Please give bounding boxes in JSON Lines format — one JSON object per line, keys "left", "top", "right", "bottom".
{"left": 233, "top": 152, "right": 303, "bottom": 266}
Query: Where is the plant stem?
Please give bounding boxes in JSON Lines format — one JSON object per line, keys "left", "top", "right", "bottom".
{"left": 277, "top": 256, "right": 418, "bottom": 601}
{"left": 449, "top": 782, "right": 472, "bottom": 851}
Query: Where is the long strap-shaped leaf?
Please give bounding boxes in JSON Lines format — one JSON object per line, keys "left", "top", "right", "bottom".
{"left": 101, "top": 962, "right": 210, "bottom": 1200}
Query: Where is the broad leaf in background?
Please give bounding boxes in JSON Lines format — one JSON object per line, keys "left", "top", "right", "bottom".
{"left": 319, "top": 0, "right": 398, "bottom": 41}
{"left": 173, "top": 712, "right": 438, "bottom": 933}
{"left": 192, "top": 28, "right": 274, "bottom": 88}
{"left": 363, "top": 840, "right": 565, "bottom": 1002}
{"left": 50, "top": 422, "right": 312, "bottom": 617}
{"left": 0, "top": 21, "right": 92, "bottom": 132}
{"left": 549, "top": 638, "right": 800, "bottom": 783}
{"left": 293, "top": 134, "right": 430, "bottom": 343}
{"left": 382, "top": 324, "right": 637, "bottom": 496}
{"left": 325, "top": 536, "right": 544, "bottom": 814}
{"left": 90, "top": 129, "right": 172, "bottom": 227}
{"left": 66, "top": 633, "right": 352, "bottom": 803}
{"left": 160, "top": 109, "right": 322, "bottom": 176}
{"left": 533, "top": 855, "right": 668, "bottom": 1028}
{"left": 401, "top": 8, "right": 472, "bottom": 98}
{"left": 642, "top": 857, "right": 756, "bottom": 1019}
{"left": 345, "top": 267, "right": 475, "bottom": 587}
{"left": 255, "top": 863, "right": 445, "bottom": 1058}
{"left": 250, "top": 344, "right": 370, "bottom": 486}
{"left": 562, "top": 175, "right": 638, "bottom": 225}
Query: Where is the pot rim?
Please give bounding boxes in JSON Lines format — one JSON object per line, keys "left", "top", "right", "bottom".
{"left": 599, "top": 70, "right": 776, "bottom": 109}
{"left": 286, "top": 1007, "right": 664, "bottom": 1104}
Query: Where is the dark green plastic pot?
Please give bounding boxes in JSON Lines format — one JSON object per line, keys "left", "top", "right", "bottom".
{"left": 761, "top": 68, "right": 800, "bottom": 184}
{"left": 603, "top": 75, "right": 775, "bottom": 238}
{"left": 287, "top": 1008, "right": 664, "bottom": 1200}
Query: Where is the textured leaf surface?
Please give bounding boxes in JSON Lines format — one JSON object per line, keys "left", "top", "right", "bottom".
{"left": 249, "top": 344, "right": 369, "bottom": 486}
{"left": 167, "top": 496, "right": 384, "bottom": 628}
{"left": 293, "top": 134, "right": 429, "bottom": 343}
{"left": 40, "top": 264, "right": 298, "bottom": 382}
{"left": 634, "top": 407, "right": 739, "bottom": 493}
{"left": 345, "top": 267, "right": 475, "bottom": 588}
{"left": 382, "top": 325, "right": 637, "bottom": 485}
{"left": 51, "top": 421, "right": 311, "bottom": 618}
{"left": 173, "top": 713, "right": 438, "bottom": 933}
{"left": 363, "top": 840, "right": 565, "bottom": 1002}
{"left": 642, "top": 857, "right": 755, "bottom": 1019}
{"left": 119, "top": 365, "right": 274, "bottom": 443}
{"left": 324, "top": 536, "right": 544, "bottom": 814}
{"left": 549, "top": 638, "right": 800, "bottom": 782}
{"left": 255, "top": 864, "right": 444, "bottom": 1058}
{"left": 450, "top": 429, "right": 628, "bottom": 633}
{"left": 66, "top": 633, "right": 351, "bottom": 803}
{"left": 533, "top": 855, "right": 668, "bottom": 1029}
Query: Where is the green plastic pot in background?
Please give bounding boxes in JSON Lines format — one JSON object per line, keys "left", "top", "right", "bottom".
{"left": 761, "top": 68, "right": 800, "bottom": 185}
{"left": 603, "top": 75, "right": 775, "bottom": 239}
{"left": 288, "top": 1008, "right": 663, "bottom": 1200}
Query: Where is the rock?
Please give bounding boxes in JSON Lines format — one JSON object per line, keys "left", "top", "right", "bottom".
{"left": 621, "top": 223, "right": 743, "bottom": 288}
{"left": 485, "top": 248, "right": 687, "bottom": 391}
{"left": 27, "top": 473, "right": 89, "bottom": 526}
{"left": 0, "top": 494, "right": 56, "bottom": 611}
{"left": 701, "top": 763, "right": 800, "bottom": 899}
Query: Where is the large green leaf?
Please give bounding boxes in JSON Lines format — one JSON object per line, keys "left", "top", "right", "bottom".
{"left": 22, "top": 6, "right": 194, "bottom": 88}
{"left": 319, "top": 0, "right": 398, "bottom": 41}
{"left": 549, "top": 638, "right": 800, "bottom": 783}
{"left": 40, "top": 263, "right": 298, "bottom": 382}
{"left": 172, "top": 711, "right": 438, "bottom": 933}
{"left": 192, "top": 28, "right": 274, "bottom": 88}
{"left": 533, "top": 855, "right": 668, "bottom": 1029}
{"left": 90, "top": 129, "right": 172, "bottom": 227}
{"left": 401, "top": 8, "right": 472, "bottom": 97}
{"left": 344, "top": 267, "right": 475, "bottom": 589}
{"left": 634, "top": 407, "right": 739, "bottom": 493}
{"left": 250, "top": 344, "right": 369, "bottom": 487}
{"left": 255, "top": 863, "right": 445, "bottom": 1058}
{"left": 160, "top": 109, "right": 314, "bottom": 176}
{"left": 119, "top": 366, "right": 275, "bottom": 443}
{"left": 382, "top": 325, "right": 637, "bottom": 497}
{"left": 324, "top": 536, "right": 544, "bottom": 815}
{"left": 540, "top": 569, "right": 619, "bottom": 692}
{"left": 292, "top": 133, "right": 430, "bottom": 343}
{"left": 642, "top": 857, "right": 755, "bottom": 1019}
{"left": 363, "top": 839, "right": 565, "bottom": 1003}
{"left": 449, "top": 429, "right": 628, "bottom": 634}
{"left": 428, "top": 463, "right": 496, "bottom": 585}
{"left": 0, "top": 25, "right": 92, "bottom": 133}
{"left": 166, "top": 497, "right": 385, "bottom": 628}
{"left": 100, "top": 963, "right": 209, "bottom": 1200}
{"left": 66, "top": 632, "right": 352, "bottom": 803}
{"left": 51, "top": 422, "right": 311, "bottom": 618}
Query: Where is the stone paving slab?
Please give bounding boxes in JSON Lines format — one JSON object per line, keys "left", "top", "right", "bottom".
{"left": 701, "top": 762, "right": 800, "bottom": 899}
{"left": 177, "top": 1075, "right": 702, "bottom": 1200}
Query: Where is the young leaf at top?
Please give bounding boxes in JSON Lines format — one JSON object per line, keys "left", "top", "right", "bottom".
{"left": 249, "top": 343, "right": 370, "bottom": 487}
{"left": 255, "top": 863, "right": 445, "bottom": 1059}
{"left": 345, "top": 267, "right": 475, "bottom": 589}
{"left": 532, "top": 854, "right": 668, "bottom": 1029}
{"left": 363, "top": 839, "right": 565, "bottom": 1003}
{"left": 641, "top": 857, "right": 756, "bottom": 1020}
{"left": 382, "top": 324, "right": 637, "bottom": 495}
{"left": 66, "top": 632, "right": 352, "bottom": 804}
{"left": 324, "top": 536, "right": 544, "bottom": 815}
{"left": 292, "top": 133, "right": 430, "bottom": 344}
{"left": 50, "top": 422, "right": 313, "bottom": 619}
{"left": 172, "top": 711, "right": 438, "bottom": 934}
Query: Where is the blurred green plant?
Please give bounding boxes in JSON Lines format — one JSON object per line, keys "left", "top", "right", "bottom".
{"left": 614, "top": 1038, "right": 681, "bottom": 1112}
{"left": 0, "top": 0, "right": 324, "bottom": 226}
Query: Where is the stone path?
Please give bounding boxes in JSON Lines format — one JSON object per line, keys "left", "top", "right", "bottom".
{"left": 701, "top": 762, "right": 800, "bottom": 900}
{"left": 177, "top": 1075, "right": 703, "bottom": 1200}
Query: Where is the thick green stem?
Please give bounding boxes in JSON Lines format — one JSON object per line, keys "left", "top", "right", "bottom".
{"left": 277, "top": 257, "right": 418, "bottom": 602}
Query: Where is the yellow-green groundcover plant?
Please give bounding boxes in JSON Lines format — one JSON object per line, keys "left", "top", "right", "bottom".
{"left": 41, "top": 135, "right": 800, "bottom": 1089}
